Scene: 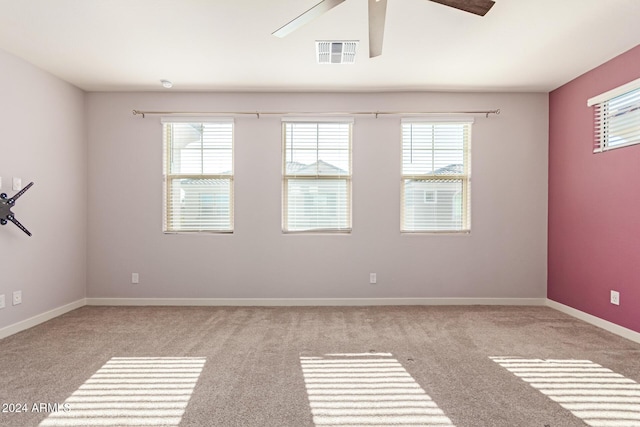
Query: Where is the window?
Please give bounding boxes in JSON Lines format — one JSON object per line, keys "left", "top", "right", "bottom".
{"left": 162, "top": 119, "right": 233, "bottom": 232}
{"left": 282, "top": 120, "right": 352, "bottom": 232}
{"left": 401, "top": 118, "right": 472, "bottom": 233}
{"left": 588, "top": 78, "right": 640, "bottom": 153}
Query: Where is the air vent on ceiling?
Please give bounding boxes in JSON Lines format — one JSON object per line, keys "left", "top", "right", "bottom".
{"left": 316, "top": 41, "right": 358, "bottom": 64}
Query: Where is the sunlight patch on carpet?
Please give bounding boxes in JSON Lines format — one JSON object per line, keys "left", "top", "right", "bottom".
{"left": 39, "top": 357, "right": 206, "bottom": 426}
{"left": 491, "top": 357, "right": 640, "bottom": 427}
{"left": 301, "top": 353, "right": 455, "bottom": 426}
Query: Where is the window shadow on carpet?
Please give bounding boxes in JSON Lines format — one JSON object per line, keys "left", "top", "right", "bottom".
{"left": 301, "top": 352, "right": 455, "bottom": 427}
{"left": 491, "top": 356, "right": 640, "bottom": 427}
{"left": 39, "top": 357, "right": 206, "bottom": 427}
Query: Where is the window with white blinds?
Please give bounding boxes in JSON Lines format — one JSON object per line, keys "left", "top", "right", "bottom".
{"left": 162, "top": 119, "right": 233, "bottom": 233}
{"left": 401, "top": 119, "right": 472, "bottom": 233}
{"left": 282, "top": 120, "right": 352, "bottom": 232}
{"left": 588, "top": 78, "right": 640, "bottom": 153}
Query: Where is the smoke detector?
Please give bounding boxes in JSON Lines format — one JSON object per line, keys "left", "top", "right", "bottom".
{"left": 316, "top": 41, "right": 358, "bottom": 64}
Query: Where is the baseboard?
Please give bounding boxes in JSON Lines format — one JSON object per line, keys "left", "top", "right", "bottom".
{"left": 86, "top": 297, "right": 546, "bottom": 307}
{"left": 0, "top": 298, "right": 86, "bottom": 340}
{"left": 546, "top": 299, "right": 640, "bottom": 345}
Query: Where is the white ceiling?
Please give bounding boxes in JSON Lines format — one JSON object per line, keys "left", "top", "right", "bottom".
{"left": 0, "top": 0, "right": 639, "bottom": 92}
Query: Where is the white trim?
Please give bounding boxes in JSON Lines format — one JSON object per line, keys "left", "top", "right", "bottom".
{"left": 86, "top": 297, "right": 545, "bottom": 307}
{"left": 594, "top": 139, "right": 640, "bottom": 153}
{"left": 546, "top": 299, "right": 640, "bottom": 345}
{"left": 282, "top": 117, "right": 355, "bottom": 123}
{"left": 0, "top": 298, "right": 86, "bottom": 340}
{"left": 160, "top": 116, "right": 234, "bottom": 123}
{"left": 587, "top": 76, "right": 640, "bottom": 106}
{"left": 401, "top": 116, "right": 475, "bottom": 124}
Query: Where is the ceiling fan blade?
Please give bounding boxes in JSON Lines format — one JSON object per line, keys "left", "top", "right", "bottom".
{"left": 368, "top": 0, "right": 388, "bottom": 58}
{"left": 272, "top": 0, "right": 347, "bottom": 38}
{"left": 428, "top": 0, "right": 495, "bottom": 16}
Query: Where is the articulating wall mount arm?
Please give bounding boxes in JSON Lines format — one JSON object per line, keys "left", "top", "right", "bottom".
{"left": 0, "top": 181, "right": 34, "bottom": 236}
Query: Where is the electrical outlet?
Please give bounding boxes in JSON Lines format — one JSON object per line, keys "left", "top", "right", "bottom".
{"left": 0, "top": 294, "right": 5, "bottom": 309}
{"left": 610, "top": 290, "right": 620, "bottom": 305}
{"left": 369, "top": 273, "right": 377, "bottom": 284}
{"left": 13, "top": 177, "right": 22, "bottom": 191}
{"left": 132, "top": 273, "right": 139, "bottom": 284}
{"left": 13, "top": 290, "right": 22, "bottom": 306}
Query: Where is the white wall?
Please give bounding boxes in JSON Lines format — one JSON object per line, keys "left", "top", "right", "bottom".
{"left": 0, "top": 49, "right": 86, "bottom": 329}
{"left": 87, "top": 91, "right": 548, "bottom": 300}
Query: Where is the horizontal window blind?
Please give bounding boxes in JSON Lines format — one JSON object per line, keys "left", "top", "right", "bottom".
{"left": 283, "top": 121, "right": 352, "bottom": 232}
{"left": 591, "top": 86, "right": 640, "bottom": 153}
{"left": 163, "top": 121, "right": 233, "bottom": 232}
{"left": 401, "top": 119, "right": 471, "bottom": 232}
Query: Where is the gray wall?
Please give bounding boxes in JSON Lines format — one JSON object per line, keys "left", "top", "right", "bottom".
{"left": 87, "top": 91, "right": 548, "bottom": 299}
{"left": 0, "top": 49, "right": 86, "bottom": 329}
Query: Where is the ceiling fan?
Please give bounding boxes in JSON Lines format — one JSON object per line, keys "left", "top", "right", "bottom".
{"left": 272, "top": 0, "right": 495, "bottom": 58}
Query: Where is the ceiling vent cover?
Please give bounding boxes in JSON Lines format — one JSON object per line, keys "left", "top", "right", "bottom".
{"left": 316, "top": 41, "right": 358, "bottom": 64}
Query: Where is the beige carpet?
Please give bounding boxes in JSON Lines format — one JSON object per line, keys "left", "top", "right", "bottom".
{"left": 1, "top": 305, "right": 639, "bottom": 427}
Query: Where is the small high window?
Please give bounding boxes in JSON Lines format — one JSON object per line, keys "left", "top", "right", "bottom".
{"left": 588, "top": 78, "right": 640, "bottom": 153}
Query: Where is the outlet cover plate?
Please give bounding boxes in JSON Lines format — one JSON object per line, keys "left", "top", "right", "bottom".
{"left": 0, "top": 294, "right": 5, "bottom": 309}
{"left": 13, "top": 290, "right": 22, "bottom": 305}
{"left": 610, "top": 290, "right": 620, "bottom": 305}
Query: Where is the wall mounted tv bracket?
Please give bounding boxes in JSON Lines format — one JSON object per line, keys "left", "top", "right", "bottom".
{"left": 0, "top": 181, "right": 34, "bottom": 236}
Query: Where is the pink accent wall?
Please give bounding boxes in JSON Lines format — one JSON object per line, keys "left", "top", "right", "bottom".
{"left": 548, "top": 45, "right": 640, "bottom": 333}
